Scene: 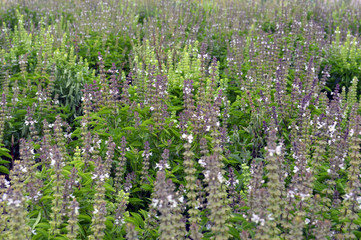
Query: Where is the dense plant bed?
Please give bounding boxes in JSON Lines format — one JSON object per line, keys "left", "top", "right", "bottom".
{"left": 1, "top": 0, "right": 361, "bottom": 239}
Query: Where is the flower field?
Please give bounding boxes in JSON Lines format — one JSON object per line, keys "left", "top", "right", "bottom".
{"left": 1, "top": 0, "right": 361, "bottom": 239}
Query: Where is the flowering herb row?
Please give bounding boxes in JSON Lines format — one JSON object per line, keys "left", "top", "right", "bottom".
{"left": 1, "top": 0, "right": 361, "bottom": 239}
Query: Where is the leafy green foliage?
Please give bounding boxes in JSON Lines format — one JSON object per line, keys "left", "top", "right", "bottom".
{"left": 1, "top": 0, "right": 361, "bottom": 239}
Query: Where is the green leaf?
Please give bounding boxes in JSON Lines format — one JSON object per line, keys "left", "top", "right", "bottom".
{"left": 336, "top": 181, "right": 346, "bottom": 195}
{"left": 40, "top": 196, "right": 54, "bottom": 202}
{"left": 32, "top": 211, "right": 42, "bottom": 230}
{"left": 34, "top": 228, "right": 48, "bottom": 238}
{"left": 61, "top": 169, "right": 71, "bottom": 176}
{"left": 131, "top": 141, "right": 142, "bottom": 147}
{"left": 54, "top": 236, "right": 68, "bottom": 240}
{"left": 128, "top": 198, "right": 143, "bottom": 204}
{"left": 0, "top": 148, "right": 12, "bottom": 158}
{"left": 141, "top": 184, "right": 152, "bottom": 191}
{"left": 79, "top": 214, "right": 92, "bottom": 223}
{"left": 230, "top": 213, "right": 246, "bottom": 222}
{"left": 36, "top": 222, "right": 50, "bottom": 229}
{"left": 104, "top": 182, "right": 115, "bottom": 192}
{"left": 105, "top": 218, "right": 114, "bottom": 229}
{"left": 228, "top": 226, "right": 241, "bottom": 239}
{"left": 78, "top": 222, "right": 87, "bottom": 238}
{"left": 171, "top": 165, "right": 182, "bottom": 173}
{"left": 122, "top": 126, "right": 136, "bottom": 131}
{"left": 130, "top": 212, "right": 145, "bottom": 228}
{"left": 354, "top": 231, "right": 361, "bottom": 239}
{"left": 324, "top": 86, "right": 332, "bottom": 92}
{"left": 0, "top": 166, "right": 9, "bottom": 174}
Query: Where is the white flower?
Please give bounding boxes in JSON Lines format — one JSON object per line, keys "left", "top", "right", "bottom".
{"left": 267, "top": 148, "right": 275, "bottom": 157}
{"left": 299, "top": 193, "right": 309, "bottom": 200}
{"left": 275, "top": 145, "right": 282, "bottom": 156}
{"left": 251, "top": 213, "right": 265, "bottom": 226}
{"left": 151, "top": 199, "right": 159, "bottom": 208}
{"left": 317, "top": 121, "right": 325, "bottom": 129}
{"left": 217, "top": 172, "right": 224, "bottom": 183}
{"left": 115, "top": 218, "right": 125, "bottom": 225}
{"left": 2, "top": 193, "right": 8, "bottom": 202}
{"left": 287, "top": 190, "right": 295, "bottom": 198}
{"left": 51, "top": 157, "right": 56, "bottom": 167}
{"left": 75, "top": 206, "right": 79, "bottom": 215}
{"left": 64, "top": 133, "right": 72, "bottom": 138}
{"left": 142, "top": 152, "right": 153, "bottom": 158}
{"left": 150, "top": 106, "right": 154, "bottom": 111}
{"left": 93, "top": 208, "right": 99, "bottom": 214}
{"left": 155, "top": 163, "right": 167, "bottom": 171}
{"left": 99, "top": 173, "right": 109, "bottom": 181}
{"left": 293, "top": 166, "right": 299, "bottom": 173}
{"left": 10, "top": 199, "right": 22, "bottom": 207}
{"left": 4, "top": 179, "right": 10, "bottom": 188}
{"left": 31, "top": 229, "right": 36, "bottom": 235}
{"left": 198, "top": 158, "right": 206, "bottom": 167}
{"left": 124, "top": 185, "right": 132, "bottom": 192}
{"left": 20, "top": 166, "right": 27, "bottom": 173}
{"left": 234, "top": 179, "right": 239, "bottom": 186}
{"left": 305, "top": 218, "right": 310, "bottom": 224}
{"left": 344, "top": 192, "right": 353, "bottom": 201}
{"left": 187, "top": 134, "right": 193, "bottom": 144}
{"left": 204, "top": 170, "right": 210, "bottom": 179}
{"left": 181, "top": 133, "right": 193, "bottom": 143}
{"left": 206, "top": 223, "right": 211, "bottom": 230}
{"left": 167, "top": 195, "right": 178, "bottom": 208}
{"left": 328, "top": 121, "right": 337, "bottom": 135}
{"left": 356, "top": 196, "right": 361, "bottom": 209}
